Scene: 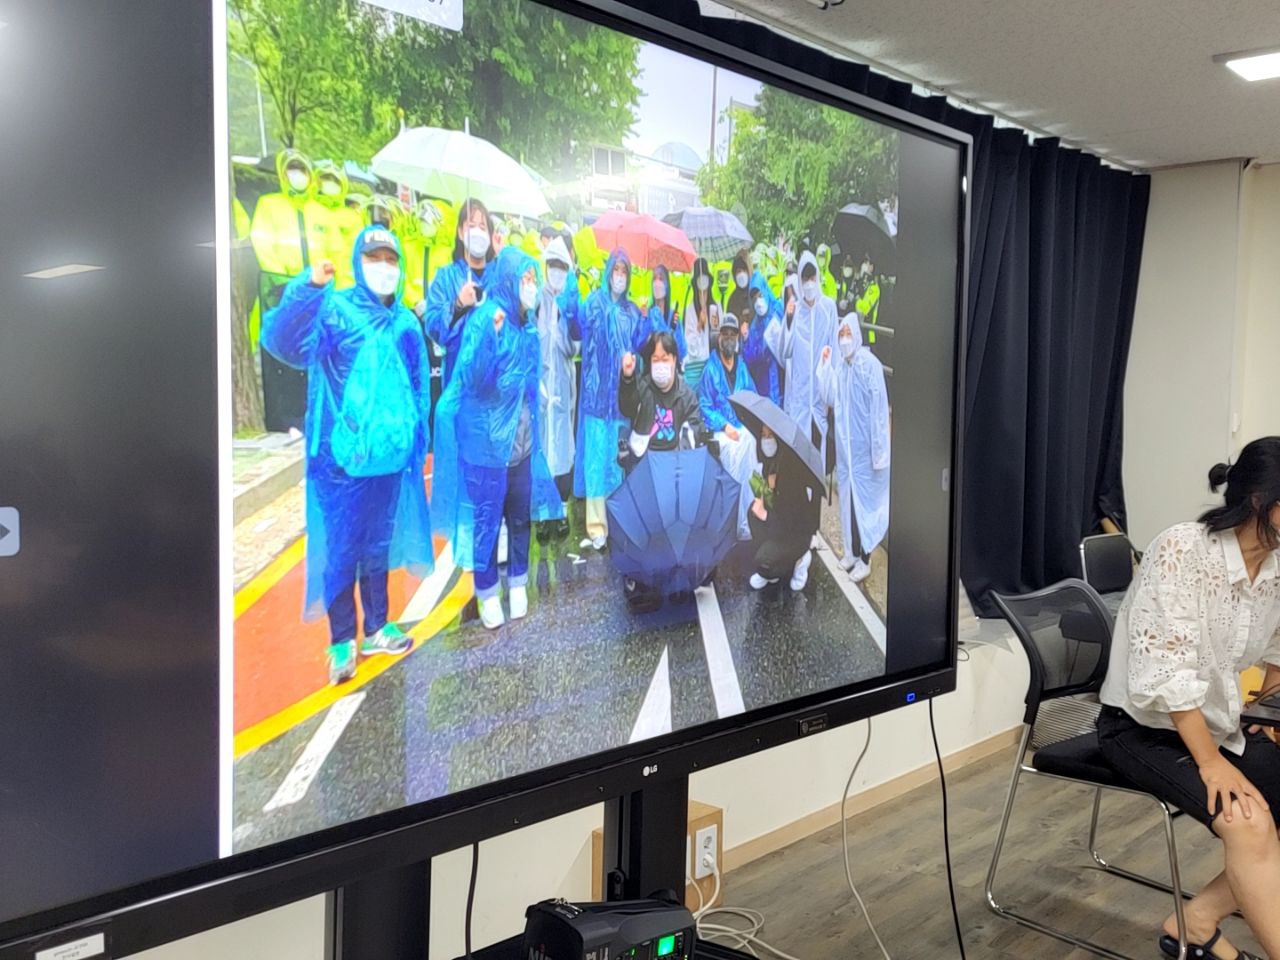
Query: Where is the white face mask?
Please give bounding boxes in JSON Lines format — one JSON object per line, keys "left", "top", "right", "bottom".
{"left": 761, "top": 437, "right": 778, "bottom": 458}
{"left": 753, "top": 297, "right": 768, "bottom": 318}
{"left": 611, "top": 272, "right": 628, "bottom": 297}
{"left": 286, "top": 168, "right": 310, "bottom": 192}
{"left": 735, "top": 271, "right": 749, "bottom": 288}
{"left": 697, "top": 275, "right": 710, "bottom": 291}
{"left": 861, "top": 261, "right": 873, "bottom": 277}
{"left": 653, "top": 280, "right": 667, "bottom": 300}
{"left": 842, "top": 266, "right": 853, "bottom": 278}
{"left": 651, "top": 359, "right": 675, "bottom": 390}
{"left": 320, "top": 178, "right": 341, "bottom": 197}
{"left": 364, "top": 261, "right": 400, "bottom": 297}
{"left": 546, "top": 266, "right": 567, "bottom": 293}
{"left": 520, "top": 280, "right": 538, "bottom": 311}
{"left": 839, "top": 336, "right": 855, "bottom": 360}
{"left": 803, "top": 280, "right": 818, "bottom": 303}
{"left": 466, "top": 226, "right": 490, "bottom": 260}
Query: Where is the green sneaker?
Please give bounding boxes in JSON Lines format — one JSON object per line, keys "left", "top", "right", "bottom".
{"left": 328, "top": 639, "right": 357, "bottom": 685}
{"left": 361, "top": 623, "right": 412, "bottom": 657}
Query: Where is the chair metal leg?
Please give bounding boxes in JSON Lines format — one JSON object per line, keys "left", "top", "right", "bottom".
{"left": 1160, "top": 801, "right": 1189, "bottom": 960}
{"left": 987, "top": 729, "right": 1189, "bottom": 960}
{"left": 1089, "top": 787, "right": 1189, "bottom": 897}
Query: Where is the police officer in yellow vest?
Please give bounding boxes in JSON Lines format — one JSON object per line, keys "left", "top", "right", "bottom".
{"left": 854, "top": 253, "right": 881, "bottom": 345}
{"left": 307, "top": 160, "right": 365, "bottom": 289}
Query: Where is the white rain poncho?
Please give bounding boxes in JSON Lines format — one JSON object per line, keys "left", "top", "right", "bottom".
{"left": 818, "top": 319, "right": 890, "bottom": 556}
{"left": 766, "top": 250, "right": 838, "bottom": 456}
{"left": 535, "top": 236, "right": 580, "bottom": 478}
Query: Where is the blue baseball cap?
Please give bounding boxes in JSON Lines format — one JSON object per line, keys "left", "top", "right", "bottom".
{"left": 359, "top": 227, "right": 399, "bottom": 258}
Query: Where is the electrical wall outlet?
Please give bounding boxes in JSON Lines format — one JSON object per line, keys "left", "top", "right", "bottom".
{"left": 694, "top": 824, "right": 718, "bottom": 880}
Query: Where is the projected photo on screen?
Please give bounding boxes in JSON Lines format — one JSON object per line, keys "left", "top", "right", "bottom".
{"left": 226, "top": 0, "right": 898, "bottom": 851}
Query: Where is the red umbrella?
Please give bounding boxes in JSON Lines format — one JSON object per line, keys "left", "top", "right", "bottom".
{"left": 591, "top": 211, "right": 697, "bottom": 273}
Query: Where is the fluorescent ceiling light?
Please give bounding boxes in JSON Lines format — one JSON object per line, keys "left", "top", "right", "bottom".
{"left": 1216, "top": 48, "right": 1280, "bottom": 82}
{"left": 23, "top": 263, "right": 105, "bottom": 279}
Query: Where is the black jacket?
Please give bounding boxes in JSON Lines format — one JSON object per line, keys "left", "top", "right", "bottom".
{"left": 618, "top": 372, "right": 704, "bottom": 451}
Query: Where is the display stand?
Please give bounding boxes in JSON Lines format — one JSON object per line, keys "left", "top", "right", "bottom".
{"left": 322, "top": 776, "right": 758, "bottom": 959}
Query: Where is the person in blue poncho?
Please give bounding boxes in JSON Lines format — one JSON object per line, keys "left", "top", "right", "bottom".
{"left": 419, "top": 197, "right": 495, "bottom": 389}
{"left": 743, "top": 272, "right": 783, "bottom": 406}
{"left": 647, "top": 265, "right": 685, "bottom": 362}
{"left": 432, "top": 246, "right": 566, "bottom": 630}
{"left": 535, "top": 236, "right": 581, "bottom": 535}
{"left": 698, "top": 315, "right": 760, "bottom": 540}
{"left": 573, "top": 249, "right": 648, "bottom": 549}
{"left": 262, "top": 226, "right": 434, "bottom": 685}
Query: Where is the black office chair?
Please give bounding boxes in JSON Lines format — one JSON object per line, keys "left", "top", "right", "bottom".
{"left": 1080, "top": 533, "right": 1137, "bottom": 616}
{"left": 986, "top": 578, "right": 1190, "bottom": 960}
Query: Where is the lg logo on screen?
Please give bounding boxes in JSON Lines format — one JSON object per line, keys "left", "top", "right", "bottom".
{"left": 642, "top": 764, "right": 658, "bottom": 778}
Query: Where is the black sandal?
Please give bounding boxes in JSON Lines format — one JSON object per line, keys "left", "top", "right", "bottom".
{"left": 1158, "top": 926, "right": 1264, "bottom": 960}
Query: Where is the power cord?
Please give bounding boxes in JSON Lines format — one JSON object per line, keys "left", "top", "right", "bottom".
{"left": 690, "top": 860, "right": 802, "bottom": 960}
{"left": 929, "top": 698, "right": 968, "bottom": 960}
{"left": 465, "top": 840, "right": 480, "bottom": 959}
{"left": 840, "top": 720, "right": 892, "bottom": 960}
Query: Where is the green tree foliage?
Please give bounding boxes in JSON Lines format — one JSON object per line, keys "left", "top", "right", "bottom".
{"left": 228, "top": 0, "right": 641, "bottom": 179}
{"left": 697, "top": 86, "right": 898, "bottom": 245}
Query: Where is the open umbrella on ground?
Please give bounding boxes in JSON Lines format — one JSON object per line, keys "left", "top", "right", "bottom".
{"left": 830, "top": 202, "right": 897, "bottom": 274}
{"left": 728, "top": 391, "right": 825, "bottom": 488}
{"left": 591, "top": 211, "right": 697, "bottom": 273}
{"left": 661, "top": 205, "right": 753, "bottom": 262}
{"left": 606, "top": 447, "right": 741, "bottom": 594}
{"left": 371, "top": 126, "right": 551, "bottom": 218}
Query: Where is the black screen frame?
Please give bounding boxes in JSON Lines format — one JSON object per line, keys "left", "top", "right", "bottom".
{"left": 0, "top": 0, "right": 970, "bottom": 954}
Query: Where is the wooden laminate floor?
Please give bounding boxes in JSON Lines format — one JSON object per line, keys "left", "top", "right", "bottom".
{"left": 717, "top": 745, "right": 1266, "bottom": 959}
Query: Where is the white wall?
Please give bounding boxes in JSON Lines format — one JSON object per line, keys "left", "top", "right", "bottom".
{"left": 125, "top": 638, "right": 1025, "bottom": 960}
{"left": 1123, "top": 159, "right": 1280, "bottom": 548}
{"left": 1236, "top": 163, "right": 1280, "bottom": 444}
{"left": 1123, "top": 161, "right": 1243, "bottom": 547}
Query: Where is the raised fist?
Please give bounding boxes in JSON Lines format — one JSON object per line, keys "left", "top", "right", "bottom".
{"left": 494, "top": 308, "right": 505, "bottom": 333}
{"left": 311, "top": 259, "right": 335, "bottom": 287}
{"left": 621, "top": 352, "right": 636, "bottom": 377}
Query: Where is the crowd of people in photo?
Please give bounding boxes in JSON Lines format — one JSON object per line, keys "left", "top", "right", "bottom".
{"left": 253, "top": 162, "right": 892, "bottom": 686}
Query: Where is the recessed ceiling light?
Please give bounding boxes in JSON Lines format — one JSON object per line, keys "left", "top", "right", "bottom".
{"left": 23, "top": 263, "right": 105, "bottom": 279}
{"left": 1215, "top": 48, "right": 1280, "bottom": 82}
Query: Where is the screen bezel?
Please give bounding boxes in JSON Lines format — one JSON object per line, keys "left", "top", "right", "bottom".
{"left": 0, "top": 0, "right": 970, "bottom": 953}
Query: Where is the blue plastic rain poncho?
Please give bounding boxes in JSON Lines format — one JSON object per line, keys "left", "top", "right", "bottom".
{"left": 573, "top": 250, "right": 648, "bottom": 499}
{"left": 766, "top": 250, "right": 838, "bottom": 454}
{"left": 536, "top": 237, "right": 580, "bottom": 480}
{"left": 422, "top": 256, "right": 489, "bottom": 388}
{"left": 647, "top": 265, "right": 686, "bottom": 361}
{"left": 742, "top": 271, "right": 782, "bottom": 406}
{"left": 261, "top": 226, "right": 434, "bottom": 620}
{"left": 818, "top": 321, "right": 891, "bottom": 555}
{"left": 697, "top": 348, "right": 756, "bottom": 432}
{"left": 432, "top": 246, "right": 565, "bottom": 568}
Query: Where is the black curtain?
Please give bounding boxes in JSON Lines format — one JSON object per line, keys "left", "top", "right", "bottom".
{"left": 634, "top": 2, "right": 1152, "bottom": 613}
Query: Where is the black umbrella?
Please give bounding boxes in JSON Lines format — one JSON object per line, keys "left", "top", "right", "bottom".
{"left": 728, "top": 391, "right": 825, "bottom": 489}
{"left": 605, "top": 447, "right": 741, "bottom": 593}
{"left": 830, "top": 202, "right": 896, "bottom": 274}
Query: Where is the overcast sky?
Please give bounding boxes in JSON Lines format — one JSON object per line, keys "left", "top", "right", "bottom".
{"left": 624, "top": 42, "right": 763, "bottom": 166}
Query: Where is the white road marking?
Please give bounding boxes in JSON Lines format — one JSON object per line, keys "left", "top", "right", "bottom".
{"left": 629, "top": 646, "right": 673, "bottom": 743}
{"left": 400, "top": 543, "right": 455, "bottom": 622}
{"left": 263, "top": 693, "right": 365, "bottom": 812}
{"left": 695, "top": 583, "right": 746, "bottom": 719}
{"left": 815, "top": 541, "right": 887, "bottom": 653}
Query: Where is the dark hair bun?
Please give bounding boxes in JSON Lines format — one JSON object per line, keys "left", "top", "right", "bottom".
{"left": 1208, "top": 461, "right": 1230, "bottom": 492}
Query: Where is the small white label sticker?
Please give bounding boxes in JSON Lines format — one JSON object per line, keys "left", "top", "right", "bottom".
{"left": 360, "top": 0, "right": 463, "bottom": 32}
{"left": 35, "top": 933, "right": 105, "bottom": 960}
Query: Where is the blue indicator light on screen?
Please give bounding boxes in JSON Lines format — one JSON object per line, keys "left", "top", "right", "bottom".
{"left": 906, "top": 692, "right": 917, "bottom": 703}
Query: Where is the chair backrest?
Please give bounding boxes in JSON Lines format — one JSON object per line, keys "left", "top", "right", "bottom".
{"left": 1079, "top": 533, "right": 1136, "bottom": 595}
{"left": 991, "top": 579, "right": 1114, "bottom": 726}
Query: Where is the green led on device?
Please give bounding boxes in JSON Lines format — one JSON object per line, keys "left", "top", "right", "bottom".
{"left": 656, "top": 935, "right": 677, "bottom": 957}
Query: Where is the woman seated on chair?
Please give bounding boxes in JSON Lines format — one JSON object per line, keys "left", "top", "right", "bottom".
{"left": 1097, "top": 436, "right": 1280, "bottom": 960}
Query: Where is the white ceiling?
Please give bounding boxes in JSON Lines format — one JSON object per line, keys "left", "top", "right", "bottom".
{"left": 714, "top": 0, "right": 1280, "bottom": 169}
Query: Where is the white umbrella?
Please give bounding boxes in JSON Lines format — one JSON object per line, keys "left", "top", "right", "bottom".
{"left": 371, "top": 126, "right": 551, "bottom": 218}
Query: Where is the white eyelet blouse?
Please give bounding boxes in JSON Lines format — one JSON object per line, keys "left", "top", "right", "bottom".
{"left": 1099, "top": 522, "right": 1280, "bottom": 755}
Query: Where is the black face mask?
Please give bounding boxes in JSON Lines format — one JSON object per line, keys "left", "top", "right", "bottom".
{"left": 719, "top": 336, "right": 739, "bottom": 357}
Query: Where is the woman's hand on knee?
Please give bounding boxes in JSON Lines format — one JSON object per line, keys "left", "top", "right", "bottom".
{"left": 1199, "top": 756, "right": 1269, "bottom": 823}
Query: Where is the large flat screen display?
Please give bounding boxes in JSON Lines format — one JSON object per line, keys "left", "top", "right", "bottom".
{"left": 0, "top": 0, "right": 964, "bottom": 944}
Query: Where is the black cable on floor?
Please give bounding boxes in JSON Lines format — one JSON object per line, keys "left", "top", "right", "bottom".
{"left": 929, "top": 698, "right": 967, "bottom": 960}
{"left": 465, "top": 841, "right": 480, "bottom": 959}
